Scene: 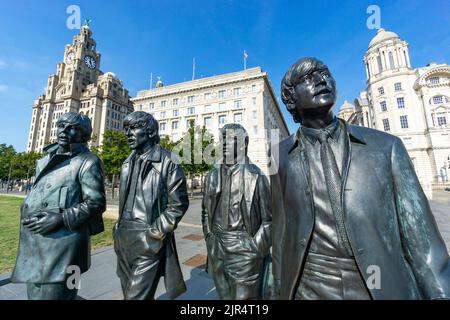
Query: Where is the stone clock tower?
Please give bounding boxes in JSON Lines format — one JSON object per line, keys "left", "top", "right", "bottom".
{"left": 27, "top": 25, "right": 134, "bottom": 152}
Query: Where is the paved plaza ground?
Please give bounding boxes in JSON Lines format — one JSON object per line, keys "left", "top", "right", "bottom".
{"left": 0, "top": 191, "right": 449, "bottom": 300}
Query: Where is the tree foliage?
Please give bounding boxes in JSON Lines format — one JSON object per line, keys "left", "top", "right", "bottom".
{"left": 0, "top": 144, "right": 42, "bottom": 180}
{"left": 160, "top": 135, "right": 177, "bottom": 151}
{"left": 177, "top": 121, "right": 217, "bottom": 178}
{"left": 98, "top": 130, "right": 130, "bottom": 177}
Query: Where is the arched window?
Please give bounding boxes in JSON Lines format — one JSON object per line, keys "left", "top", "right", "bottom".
{"left": 389, "top": 52, "right": 395, "bottom": 69}
{"left": 377, "top": 56, "right": 383, "bottom": 73}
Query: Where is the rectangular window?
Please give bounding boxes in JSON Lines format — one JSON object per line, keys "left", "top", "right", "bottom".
{"left": 173, "top": 109, "right": 179, "bottom": 117}
{"left": 397, "top": 97, "right": 405, "bottom": 109}
{"left": 253, "top": 126, "right": 258, "bottom": 134}
{"left": 219, "top": 115, "right": 227, "bottom": 125}
{"left": 437, "top": 113, "right": 447, "bottom": 126}
{"left": 204, "top": 104, "right": 212, "bottom": 113}
{"left": 172, "top": 121, "right": 178, "bottom": 130}
{"left": 161, "top": 100, "right": 166, "bottom": 107}
{"left": 394, "top": 82, "right": 402, "bottom": 91}
{"left": 252, "top": 110, "right": 257, "bottom": 119}
{"left": 382, "top": 119, "right": 390, "bottom": 132}
{"left": 160, "top": 122, "right": 166, "bottom": 131}
{"left": 378, "top": 87, "right": 384, "bottom": 95}
{"left": 234, "top": 100, "right": 242, "bottom": 108}
{"left": 149, "top": 102, "right": 154, "bottom": 109}
{"left": 433, "top": 96, "right": 443, "bottom": 104}
{"left": 204, "top": 92, "right": 211, "bottom": 100}
{"left": 173, "top": 98, "right": 179, "bottom": 106}
{"left": 188, "top": 95, "right": 194, "bottom": 103}
{"left": 204, "top": 117, "right": 212, "bottom": 127}
{"left": 219, "top": 102, "right": 226, "bottom": 111}
{"left": 436, "top": 114, "right": 447, "bottom": 126}
{"left": 380, "top": 101, "right": 387, "bottom": 112}
{"left": 188, "top": 107, "right": 195, "bottom": 115}
{"left": 218, "top": 90, "right": 225, "bottom": 98}
{"left": 234, "top": 113, "right": 242, "bottom": 122}
{"left": 161, "top": 111, "right": 166, "bottom": 118}
{"left": 252, "top": 84, "right": 256, "bottom": 92}
{"left": 400, "top": 115, "right": 409, "bottom": 129}
{"left": 252, "top": 97, "right": 256, "bottom": 106}
{"left": 429, "top": 77, "right": 440, "bottom": 85}
{"left": 234, "top": 87, "right": 241, "bottom": 96}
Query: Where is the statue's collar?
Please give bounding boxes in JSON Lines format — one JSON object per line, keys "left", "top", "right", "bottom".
{"left": 288, "top": 118, "right": 365, "bottom": 154}
{"left": 43, "top": 142, "right": 88, "bottom": 157}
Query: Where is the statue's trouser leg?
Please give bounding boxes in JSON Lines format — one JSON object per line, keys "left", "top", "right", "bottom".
{"left": 218, "top": 230, "right": 263, "bottom": 300}
{"left": 207, "top": 233, "right": 232, "bottom": 300}
{"left": 114, "top": 220, "right": 163, "bottom": 300}
{"left": 27, "top": 282, "right": 78, "bottom": 300}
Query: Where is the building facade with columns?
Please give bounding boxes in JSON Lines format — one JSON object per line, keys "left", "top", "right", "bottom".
{"left": 338, "top": 28, "right": 450, "bottom": 185}
{"left": 132, "top": 67, "right": 290, "bottom": 174}
{"left": 27, "top": 26, "right": 134, "bottom": 152}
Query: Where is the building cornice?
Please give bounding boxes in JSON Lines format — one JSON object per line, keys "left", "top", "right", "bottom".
{"left": 132, "top": 68, "right": 264, "bottom": 101}
{"left": 365, "top": 68, "right": 415, "bottom": 87}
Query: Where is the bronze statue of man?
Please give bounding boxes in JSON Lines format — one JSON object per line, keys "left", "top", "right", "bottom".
{"left": 12, "top": 112, "right": 106, "bottom": 300}
{"left": 114, "top": 111, "right": 189, "bottom": 300}
{"left": 202, "top": 123, "right": 271, "bottom": 300}
{"left": 270, "top": 57, "right": 450, "bottom": 299}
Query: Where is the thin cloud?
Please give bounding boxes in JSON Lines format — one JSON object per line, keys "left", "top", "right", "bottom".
{"left": 0, "top": 84, "right": 8, "bottom": 92}
{"left": 0, "top": 60, "right": 5, "bottom": 69}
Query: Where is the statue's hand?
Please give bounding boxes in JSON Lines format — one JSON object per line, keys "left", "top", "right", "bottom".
{"left": 147, "top": 226, "right": 165, "bottom": 241}
{"left": 22, "top": 209, "right": 63, "bottom": 235}
{"left": 146, "top": 227, "right": 165, "bottom": 253}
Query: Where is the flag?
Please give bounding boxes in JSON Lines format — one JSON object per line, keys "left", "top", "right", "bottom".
{"left": 244, "top": 50, "right": 248, "bottom": 59}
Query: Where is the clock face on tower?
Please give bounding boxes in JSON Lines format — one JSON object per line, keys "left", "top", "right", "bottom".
{"left": 84, "top": 55, "right": 96, "bottom": 69}
{"left": 66, "top": 51, "right": 75, "bottom": 64}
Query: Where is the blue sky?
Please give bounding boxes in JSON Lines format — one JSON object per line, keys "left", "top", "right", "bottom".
{"left": 0, "top": 0, "right": 449, "bottom": 151}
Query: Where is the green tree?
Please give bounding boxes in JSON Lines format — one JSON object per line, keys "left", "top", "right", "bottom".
{"left": 176, "top": 121, "right": 217, "bottom": 197}
{"left": 11, "top": 152, "right": 42, "bottom": 179}
{"left": 0, "top": 145, "right": 41, "bottom": 193}
{"left": 0, "top": 144, "right": 16, "bottom": 180}
{"left": 160, "top": 135, "right": 177, "bottom": 151}
{"left": 98, "top": 130, "right": 130, "bottom": 198}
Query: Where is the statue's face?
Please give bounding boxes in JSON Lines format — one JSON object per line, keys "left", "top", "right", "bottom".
{"left": 124, "top": 121, "right": 150, "bottom": 150}
{"left": 56, "top": 121, "right": 82, "bottom": 147}
{"left": 221, "top": 130, "right": 246, "bottom": 165}
{"left": 292, "top": 67, "right": 336, "bottom": 114}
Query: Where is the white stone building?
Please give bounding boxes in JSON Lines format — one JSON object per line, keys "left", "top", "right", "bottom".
{"left": 338, "top": 28, "right": 450, "bottom": 185}
{"left": 27, "top": 26, "right": 134, "bottom": 152}
{"left": 132, "top": 67, "right": 290, "bottom": 174}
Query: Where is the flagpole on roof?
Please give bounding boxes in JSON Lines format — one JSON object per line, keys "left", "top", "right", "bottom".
{"left": 244, "top": 50, "right": 248, "bottom": 70}
{"left": 192, "top": 58, "right": 196, "bottom": 80}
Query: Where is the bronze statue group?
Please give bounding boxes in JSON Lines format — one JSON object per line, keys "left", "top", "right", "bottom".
{"left": 11, "top": 57, "right": 450, "bottom": 300}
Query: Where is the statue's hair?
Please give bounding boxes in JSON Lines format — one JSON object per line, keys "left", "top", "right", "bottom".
{"left": 123, "top": 111, "right": 160, "bottom": 143}
{"left": 220, "top": 123, "right": 249, "bottom": 147}
{"left": 280, "top": 57, "right": 329, "bottom": 123}
{"left": 57, "top": 112, "right": 92, "bottom": 142}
